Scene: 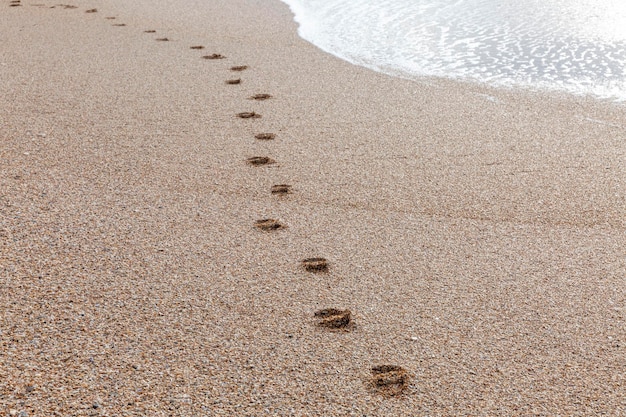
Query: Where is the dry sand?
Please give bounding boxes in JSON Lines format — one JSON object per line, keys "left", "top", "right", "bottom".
{"left": 1, "top": 0, "right": 625, "bottom": 415}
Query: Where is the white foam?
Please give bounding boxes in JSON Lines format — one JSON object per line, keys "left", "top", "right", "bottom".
{"left": 280, "top": 0, "right": 626, "bottom": 102}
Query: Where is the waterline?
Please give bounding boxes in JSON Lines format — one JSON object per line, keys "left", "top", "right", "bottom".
{"left": 281, "top": 0, "right": 626, "bottom": 101}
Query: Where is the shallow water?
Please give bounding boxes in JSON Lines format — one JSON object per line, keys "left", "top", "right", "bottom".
{"left": 281, "top": 0, "right": 626, "bottom": 101}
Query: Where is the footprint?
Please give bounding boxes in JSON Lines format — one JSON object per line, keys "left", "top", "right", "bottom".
{"left": 230, "top": 65, "right": 248, "bottom": 71}
{"left": 246, "top": 156, "right": 275, "bottom": 166}
{"left": 85, "top": 8, "right": 97, "bottom": 13}
{"left": 144, "top": 30, "right": 156, "bottom": 33}
{"left": 203, "top": 53, "right": 225, "bottom": 59}
{"left": 250, "top": 94, "right": 272, "bottom": 101}
{"left": 237, "top": 112, "right": 260, "bottom": 119}
{"left": 370, "top": 365, "right": 410, "bottom": 396}
{"left": 156, "top": 37, "right": 170, "bottom": 42}
{"left": 314, "top": 309, "right": 352, "bottom": 329}
{"left": 255, "top": 219, "right": 284, "bottom": 231}
{"left": 255, "top": 133, "right": 275, "bottom": 140}
{"left": 271, "top": 184, "right": 292, "bottom": 195}
{"left": 190, "top": 45, "right": 205, "bottom": 50}
{"left": 302, "top": 257, "right": 328, "bottom": 272}
{"left": 225, "top": 79, "right": 241, "bottom": 85}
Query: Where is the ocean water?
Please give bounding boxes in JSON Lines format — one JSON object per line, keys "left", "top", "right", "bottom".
{"left": 280, "top": 0, "right": 626, "bottom": 101}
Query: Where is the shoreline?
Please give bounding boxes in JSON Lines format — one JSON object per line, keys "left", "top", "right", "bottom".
{"left": 1, "top": 0, "right": 624, "bottom": 415}
{"left": 280, "top": 0, "right": 626, "bottom": 104}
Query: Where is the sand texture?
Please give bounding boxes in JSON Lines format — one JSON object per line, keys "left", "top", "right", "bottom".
{"left": 1, "top": 0, "right": 625, "bottom": 415}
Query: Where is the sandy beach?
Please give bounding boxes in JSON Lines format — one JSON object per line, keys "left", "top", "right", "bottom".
{"left": 1, "top": 0, "right": 625, "bottom": 415}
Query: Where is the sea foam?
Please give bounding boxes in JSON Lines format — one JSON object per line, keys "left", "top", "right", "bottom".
{"left": 281, "top": 0, "right": 626, "bottom": 101}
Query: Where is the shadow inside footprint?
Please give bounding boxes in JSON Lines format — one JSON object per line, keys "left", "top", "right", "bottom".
{"left": 225, "top": 79, "right": 241, "bottom": 85}
{"left": 302, "top": 257, "right": 328, "bottom": 272}
{"left": 314, "top": 309, "right": 352, "bottom": 329}
{"left": 255, "top": 133, "right": 275, "bottom": 140}
{"left": 203, "top": 53, "right": 225, "bottom": 59}
{"left": 190, "top": 45, "right": 204, "bottom": 50}
{"left": 237, "top": 112, "right": 260, "bottom": 119}
{"left": 271, "top": 184, "right": 292, "bottom": 195}
{"left": 255, "top": 219, "right": 284, "bottom": 231}
{"left": 246, "top": 156, "right": 275, "bottom": 166}
{"left": 250, "top": 94, "right": 272, "bottom": 101}
{"left": 230, "top": 65, "right": 248, "bottom": 71}
{"left": 370, "top": 365, "right": 410, "bottom": 396}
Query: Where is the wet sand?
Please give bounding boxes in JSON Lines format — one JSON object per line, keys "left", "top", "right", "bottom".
{"left": 1, "top": 0, "right": 625, "bottom": 415}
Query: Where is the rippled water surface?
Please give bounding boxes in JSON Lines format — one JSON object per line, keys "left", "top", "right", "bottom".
{"left": 281, "top": 0, "right": 626, "bottom": 100}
